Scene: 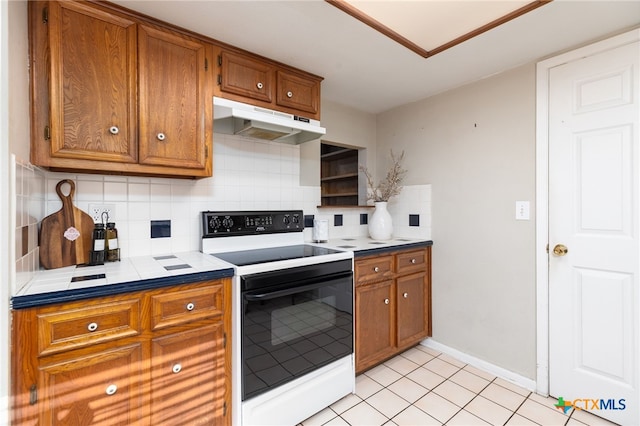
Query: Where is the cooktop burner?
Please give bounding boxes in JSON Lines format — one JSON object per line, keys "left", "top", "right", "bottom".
{"left": 212, "top": 244, "right": 344, "bottom": 267}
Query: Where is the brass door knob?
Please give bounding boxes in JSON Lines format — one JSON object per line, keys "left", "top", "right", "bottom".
{"left": 553, "top": 244, "right": 568, "bottom": 256}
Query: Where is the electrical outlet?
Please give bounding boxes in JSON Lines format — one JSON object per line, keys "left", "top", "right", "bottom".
{"left": 88, "top": 204, "right": 116, "bottom": 224}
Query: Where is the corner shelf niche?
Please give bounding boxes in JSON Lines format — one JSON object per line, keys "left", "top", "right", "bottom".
{"left": 321, "top": 143, "right": 359, "bottom": 206}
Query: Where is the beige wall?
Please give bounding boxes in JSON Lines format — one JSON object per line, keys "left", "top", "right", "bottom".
{"left": 377, "top": 64, "right": 537, "bottom": 379}
{"left": 2, "top": 0, "right": 28, "bottom": 419}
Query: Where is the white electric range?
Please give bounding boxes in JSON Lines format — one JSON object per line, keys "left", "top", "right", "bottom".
{"left": 201, "top": 210, "right": 355, "bottom": 426}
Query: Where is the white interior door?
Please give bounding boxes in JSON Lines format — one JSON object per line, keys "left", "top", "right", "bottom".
{"left": 548, "top": 40, "right": 639, "bottom": 425}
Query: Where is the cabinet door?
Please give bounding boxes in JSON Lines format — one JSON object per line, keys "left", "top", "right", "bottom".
{"left": 48, "top": 1, "right": 137, "bottom": 163}
{"left": 355, "top": 280, "right": 396, "bottom": 373}
{"left": 138, "top": 24, "right": 211, "bottom": 170}
{"left": 150, "top": 323, "right": 227, "bottom": 425}
{"left": 396, "top": 272, "right": 430, "bottom": 348}
{"left": 39, "top": 344, "right": 143, "bottom": 425}
{"left": 219, "top": 50, "right": 274, "bottom": 103}
{"left": 276, "top": 70, "right": 320, "bottom": 116}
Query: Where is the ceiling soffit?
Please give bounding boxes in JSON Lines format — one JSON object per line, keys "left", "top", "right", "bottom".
{"left": 326, "top": 0, "right": 553, "bottom": 58}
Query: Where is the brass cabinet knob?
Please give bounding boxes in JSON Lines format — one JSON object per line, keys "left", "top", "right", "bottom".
{"left": 384, "top": 298, "right": 389, "bottom": 305}
{"left": 186, "top": 302, "right": 195, "bottom": 311}
{"left": 553, "top": 244, "right": 568, "bottom": 256}
{"left": 374, "top": 266, "right": 379, "bottom": 272}
{"left": 105, "top": 384, "right": 118, "bottom": 396}
{"left": 172, "top": 363, "right": 182, "bottom": 374}
{"left": 403, "top": 292, "right": 408, "bottom": 298}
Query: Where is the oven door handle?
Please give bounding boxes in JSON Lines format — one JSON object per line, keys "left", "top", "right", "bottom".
{"left": 243, "top": 273, "right": 352, "bottom": 301}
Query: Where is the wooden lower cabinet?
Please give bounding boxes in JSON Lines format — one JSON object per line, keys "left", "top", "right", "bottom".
{"left": 12, "top": 278, "right": 231, "bottom": 425}
{"left": 39, "top": 344, "right": 144, "bottom": 425}
{"left": 355, "top": 247, "right": 431, "bottom": 373}
{"left": 150, "top": 323, "right": 226, "bottom": 425}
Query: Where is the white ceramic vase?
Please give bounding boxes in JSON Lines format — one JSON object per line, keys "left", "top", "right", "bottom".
{"left": 369, "top": 201, "right": 393, "bottom": 240}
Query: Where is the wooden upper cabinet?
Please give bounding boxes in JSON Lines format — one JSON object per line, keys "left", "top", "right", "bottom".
{"left": 276, "top": 70, "right": 320, "bottom": 116}
{"left": 29, "top": 1, "right": 213, "bottom": 178}
{"left": 219, "top": 50, "right": 274, "bottom": 103}
{"left": 48, "top": 0, "right": 138, "bottom": 163}
{"left": 138, "top": 24, "right": 212, "bottom": 170}
{"left": 216, "top": 47, "right": 322, "bottom": 120}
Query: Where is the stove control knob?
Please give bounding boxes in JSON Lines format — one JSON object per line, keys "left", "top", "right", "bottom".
{"left": 209, "top": 216, "right": 221, "bottom": 231}
{"left": 283, "top": 215, "right": 291, "bottom": 225}
{"left": 292, "top": 215, "right": 300, "bottom": 224}
{"left": 222, "top": 217, "right": 234, "bottom": 229}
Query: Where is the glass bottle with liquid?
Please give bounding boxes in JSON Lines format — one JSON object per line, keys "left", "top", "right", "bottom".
{"left": 89, "top": 223, "right": 105, "bottom": 265}
{"left": 105, "top": 222, "right": 120, "bottom": 262}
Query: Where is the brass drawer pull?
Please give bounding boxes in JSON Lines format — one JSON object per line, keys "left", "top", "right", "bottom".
{"left": 374, "top": 267, "right": 380, "bottom": 273}
{"left": 87, "top": 322, "right": 98, "bottom": 332}
{"left": 411, "top": 258, "right": 417, "bottom": 264}
{"left": 186, "top": 302, "right": 195, "bottom": 311}
{"left": 172, "top": 363, "right": 182, "bottom": 374}
{"left": 403, "top": 292, "right": 408, "bottom": 298}
{"left": 384, "top": 298, "right": 390, "bottom": 305}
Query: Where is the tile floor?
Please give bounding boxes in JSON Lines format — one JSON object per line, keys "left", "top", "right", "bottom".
{"left": 300, "top": 345, "right": 618, "bottom": 426}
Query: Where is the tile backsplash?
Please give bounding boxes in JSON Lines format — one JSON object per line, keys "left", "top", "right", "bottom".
{"left": 12, "top": 133, "right": 431, "bottom": 294}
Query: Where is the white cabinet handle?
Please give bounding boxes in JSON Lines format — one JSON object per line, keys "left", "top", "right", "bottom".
{"left": 172, "top": 363, "right": 182, "bottom": 374}
{"left": 157, "top": 132, "right": 166, "bottom": 141}
{"left": 105, "top": 384, "right": 118, "bottom": 395}
{"left": 257, "top": 82, "right": 263, "bottom": 89}
{"left": 374, "top": 266, "right": 380, "bottom": 272}
{"left": 403, "top": 292, "right": 408, "bottom": 298}
{"left": 186, "top": 302, "right": 195, "bottom": 311}
{"left": 286, "top": 91, "right": 293, "bottom": 98}
{"left": 384, "top": 298, "right": 390, "bottom": 305}
{"left": 87, "top": 322, "right": 98, "bottom": 332}
{"left": 109, "top": 126, "right": 119, "bottom": 135}
{"left": 411, "top": 258, "right": 417, "bottom": 264}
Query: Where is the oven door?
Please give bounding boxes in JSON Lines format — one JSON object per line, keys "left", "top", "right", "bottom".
{"left": 241, "top": 262, "right": 353, "bottom": 401}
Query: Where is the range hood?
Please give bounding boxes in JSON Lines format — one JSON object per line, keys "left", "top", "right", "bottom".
{"left": 213, "top": 97, "right": 326, "bottom": 144}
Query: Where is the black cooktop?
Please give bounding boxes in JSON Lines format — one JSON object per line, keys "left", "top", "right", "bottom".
{"left": 212, "top": 244, "right": 344, "bottom": 266}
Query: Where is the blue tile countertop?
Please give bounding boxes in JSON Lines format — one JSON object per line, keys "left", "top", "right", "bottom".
{"left": 12, "top": 252, "right": 234, "bottom": 310}
{"left": 311, "top": 237, "right": 433, "bottom": 257}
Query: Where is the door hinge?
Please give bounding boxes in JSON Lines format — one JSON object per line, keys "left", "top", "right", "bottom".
{"left": 205, "top": 58, "right": 208, "bottom": 71}
{"left": 44, "top": 126, "right": 51, "bottom": 140}
{"left": 42, "top": 7, "right": 48, "bottom": 24}
{"left": 29, "top": 384, "right": 37, "bottom": 405}
{"left": 205, "top": 145, "right": 208, "bottom": 158}
{"left": 223, "top": 332, "right": 227, "bottom": 348}
{"left": 218, "top": 55, "right": 222, "bottom": 66}
{"left": 217, "top": 74, "right": 222, "bottom": 85}
{"left": 223, "top": 401, "right": 227, "bottom": 416}
{"left": 546, "top": 244, "right": 549, "bottom": 254}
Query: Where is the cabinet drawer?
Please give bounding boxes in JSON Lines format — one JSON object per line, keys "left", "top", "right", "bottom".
{"left": 37, "top": 298, "right": 142, "bottom": 356}
{"left": 355, "top": 256, "right": 394, "bottom": 285}
{"left": 150, "top": 283, "right": 224, "bottom": 331}
{"left": 396, "top": 249, "right": 427, "bottom": 275}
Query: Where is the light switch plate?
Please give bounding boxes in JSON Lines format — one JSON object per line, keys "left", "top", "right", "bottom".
{"left": 515, "top": 201, "right": 530, "bottom": 220}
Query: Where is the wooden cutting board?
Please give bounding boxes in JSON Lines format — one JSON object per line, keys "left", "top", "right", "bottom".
{"left": 39, "top": 180, "right": 95, "bottom": 269}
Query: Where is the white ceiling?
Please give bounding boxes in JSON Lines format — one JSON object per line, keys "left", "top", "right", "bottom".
{"left": 112, "top": 0, "right": 640, "bottom": 115}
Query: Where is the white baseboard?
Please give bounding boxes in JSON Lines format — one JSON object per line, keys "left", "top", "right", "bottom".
{"left": 420, "top": 338, "right": 537, "bottom": 392}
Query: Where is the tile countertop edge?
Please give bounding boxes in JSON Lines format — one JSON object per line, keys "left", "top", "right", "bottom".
{"left": 352, "top": 240, "right": 433, "bottom": 257}
{"left": 11, "top": 268, "right": 235, "bottom": 310}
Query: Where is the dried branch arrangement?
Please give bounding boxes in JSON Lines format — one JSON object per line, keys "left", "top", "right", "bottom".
{"left": 360, "top": 150, "right": 407, "bottom": 202}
